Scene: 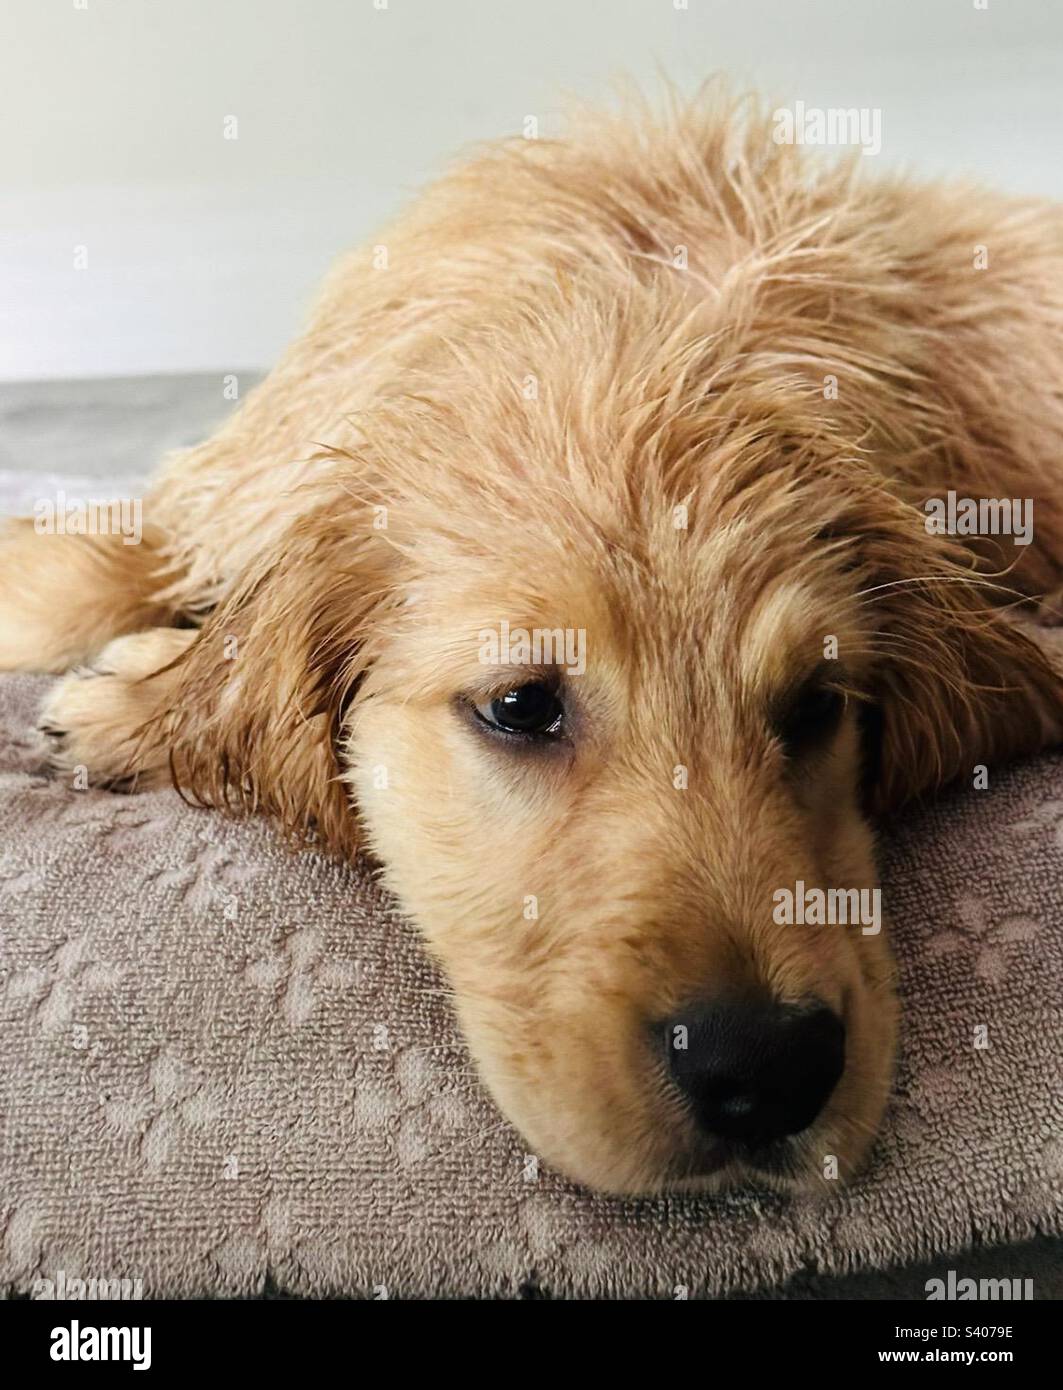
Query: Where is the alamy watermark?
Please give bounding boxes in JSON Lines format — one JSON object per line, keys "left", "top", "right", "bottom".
{"left": 33, "top": 490, "right": 143, "bottom": 546}
{"left": 478, "top": 618, "right": 586, "bottom": 675}
{"left": 772, "top": 881, "right": 881, "bottom": 935}
{"left": 925, "top": 1270, "right": 1033, "bottom": 1301}
{"left": 49, "top": 1321, "right": 151, "bottom": 1370}
{"left": 772, "top": 102, "right": 882, "bottom": 156}
{"left": 924, "top": 490, "right": 1033, "bottom": 546}
{"left": 33, "top": 1269, "right": 143, "bottom": 1301}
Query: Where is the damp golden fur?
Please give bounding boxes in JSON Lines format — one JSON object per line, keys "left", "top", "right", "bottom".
{"left": 3, "top": 87, "right": 1062, "bottom": 1193}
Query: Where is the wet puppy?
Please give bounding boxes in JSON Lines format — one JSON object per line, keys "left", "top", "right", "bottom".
{"left": 3, "top": 92, "right": 1062, "bottom": 1193}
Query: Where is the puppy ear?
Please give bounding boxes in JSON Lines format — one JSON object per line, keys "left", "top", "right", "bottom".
{"left": 861, "top": 520, "right": 1063, "bottom": 814}
{"left": 164, "top": 496, "right": 394, "bottom": 856}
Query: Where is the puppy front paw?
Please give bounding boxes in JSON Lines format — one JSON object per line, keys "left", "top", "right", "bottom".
{"left": 36, "top": 629, "right": 195, "bottom": 791}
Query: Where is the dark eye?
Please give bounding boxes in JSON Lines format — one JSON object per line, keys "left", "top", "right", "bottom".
{"left": 473, "top": 682, "right": 565, "bottom": 738}
{"left": 777, "top": 682, "right": 845, "bottom": 755}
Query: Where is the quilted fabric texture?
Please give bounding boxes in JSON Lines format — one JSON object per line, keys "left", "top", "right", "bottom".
{"left": 1, "top": 655, "right": 1061, "bottom": 1297}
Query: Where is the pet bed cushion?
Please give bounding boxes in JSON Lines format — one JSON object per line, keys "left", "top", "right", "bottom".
{"left": 1, "top": 462, "right": 1061, "bottom": 1299}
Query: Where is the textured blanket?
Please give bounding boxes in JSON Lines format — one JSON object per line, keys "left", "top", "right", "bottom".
{"left": 0, "top": 447, "right": 1061, "bottom": 1298}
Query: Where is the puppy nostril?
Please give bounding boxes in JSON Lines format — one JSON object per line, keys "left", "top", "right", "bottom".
{"left": 658, "top": 998, "right": 845, "bottom": 1145}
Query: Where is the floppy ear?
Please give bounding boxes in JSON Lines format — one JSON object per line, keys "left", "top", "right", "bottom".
{"left": 858, "top": 507, "right": 1063, "bottom": 815}
{"left": 164, "top": 494, "right": 395, "bottom": 857}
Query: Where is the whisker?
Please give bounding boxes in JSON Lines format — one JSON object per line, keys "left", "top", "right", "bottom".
{"left": 413, "top": 1119, "right": 513, "bottom": 1165}
{"left": 855, "top": 573, "right": 1032, "bottom": 606}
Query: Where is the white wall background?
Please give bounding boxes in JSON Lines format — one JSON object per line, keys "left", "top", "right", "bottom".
{"left": 2, "top": 0, "right": 1062, "bottom": 381}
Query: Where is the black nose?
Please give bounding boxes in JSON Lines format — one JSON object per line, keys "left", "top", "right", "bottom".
{"left": 659, "top": 998, "right": 845, "bottom": 1145}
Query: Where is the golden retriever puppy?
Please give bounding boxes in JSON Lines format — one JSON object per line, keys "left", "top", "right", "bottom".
{"left": 2, "top": 91, "right": 1062, "bottom": 1195}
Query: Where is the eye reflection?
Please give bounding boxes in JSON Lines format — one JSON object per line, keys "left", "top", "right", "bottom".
{"left": 473, "top": 682, "right": 565, "bottom": 738}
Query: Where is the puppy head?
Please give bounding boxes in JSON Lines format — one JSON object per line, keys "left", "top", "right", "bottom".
{"left": 169, "top": 297, "right": 1060, "bottom": 1195}
{"left": 348, "top": 503, "right": 895, "bottom": 1194}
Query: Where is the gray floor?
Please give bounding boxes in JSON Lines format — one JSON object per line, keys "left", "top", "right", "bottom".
{"left": 2, "top": 372, "right": 1059, "bottom": 1300}
{"left": 0, "top": 372, "right": 260, "bottom": 484}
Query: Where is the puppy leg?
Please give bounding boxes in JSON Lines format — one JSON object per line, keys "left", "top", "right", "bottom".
{"left": 0, "top": 519, "right": 177, "bottom": 673}
{"left": 39, "top": 627, "right": 196, "bottom": 790}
